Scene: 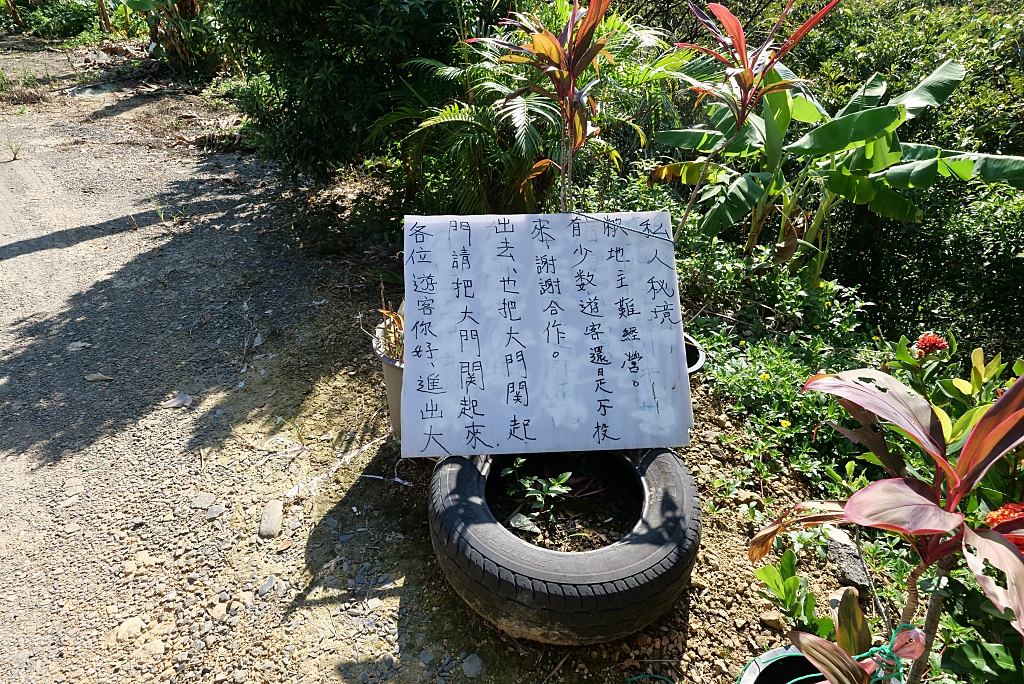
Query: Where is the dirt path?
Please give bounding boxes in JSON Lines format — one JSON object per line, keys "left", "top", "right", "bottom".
{"left": 0, "top": 39, "right": 836, "bottom": 684}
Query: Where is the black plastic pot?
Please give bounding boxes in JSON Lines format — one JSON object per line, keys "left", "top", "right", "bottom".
{"left": 738, "top": 646, "right": 826, "bottom": 684}
{"left": 684, "top": 333, "right": 706, "bottom": 373}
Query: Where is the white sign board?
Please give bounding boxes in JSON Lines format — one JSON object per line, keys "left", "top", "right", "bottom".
{"left": 400, "top": 212, "right": 692, "bottom": 458}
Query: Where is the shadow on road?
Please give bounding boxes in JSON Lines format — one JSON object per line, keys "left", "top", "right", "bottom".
{"left": 0, "top": 150, "right": 377, "bottom": 467}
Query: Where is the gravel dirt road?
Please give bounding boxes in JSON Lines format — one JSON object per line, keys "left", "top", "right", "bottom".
{"left": 1, "top": 38, "right": 837, "bottom": 684}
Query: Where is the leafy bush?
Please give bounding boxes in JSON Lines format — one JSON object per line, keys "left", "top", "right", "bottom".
{"left": 3, "top": 0, "right": 97, "bottom": 38}
{"left": 784, "top": 0, "right": 1024, "bottom": 357}
{"left": 371, "top": 1, "right": 706, "bottom": 215}
{"left": 218, "top": 0, "right": 509, "bottom": 177}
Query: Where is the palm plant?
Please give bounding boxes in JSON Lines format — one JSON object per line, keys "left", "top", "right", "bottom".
{"left": 373, "top": 0, "right": 713, "bottom": 215}
{"left": 372, "top": 61, "right": 561, "bottom": 214}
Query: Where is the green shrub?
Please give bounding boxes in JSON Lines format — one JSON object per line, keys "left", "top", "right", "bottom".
{"left": 780, "top": 0, "right": 1024, "bottom": 358}
{"left": 218, "top": 0, "right": 509, "bottom": 177}
{"left": 790, "top": 0, "right": 1024, "bottom": 155}
{"left": 4, "top": 0, "right": 97, "bottom": 38}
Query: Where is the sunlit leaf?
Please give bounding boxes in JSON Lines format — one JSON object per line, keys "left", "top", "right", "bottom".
{"left": 836, "top": 587, "right": 871, "bottom": 657}
{"left": 953, "top": 370, "right": 1024, "bottom": 502}
{"left": 962, "top": 527, "right": 1024, "bottom": 637}
{"left": 891, "top": 60, "right": 966, "bottom": 120}
{"left": 843, "top": 478, "right": 964, "bottom": 535}
{"left": 835, "top": 73, "right": 887, "bottom": 118}
{"left": 788, "top": 631, "right": 869, "bottom": 684}
{"left": 786, "top": 105, "right": 906, "bottom": 156}
{"left": 804, "top": 370, "right": 951, "bottom": 478}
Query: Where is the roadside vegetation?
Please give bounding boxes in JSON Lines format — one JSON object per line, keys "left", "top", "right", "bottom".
{"left": 5, "top": 0, "right": 1024, "bottom": 680}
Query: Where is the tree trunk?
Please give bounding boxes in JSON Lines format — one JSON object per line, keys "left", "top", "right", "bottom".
{"left": 900, "top": 562, "right": 929, "bottom": 625}
{"left": 904, "top": 557, "right": 955, "bottom": 684}
{"left": 97, "top": 0, "right": 114, "bottom": 33}
{"left": 5, "top": 0, "right": 23, "bottom": 26}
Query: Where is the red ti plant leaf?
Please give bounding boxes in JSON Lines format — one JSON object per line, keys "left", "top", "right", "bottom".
{"left": 570, "top": 0, "right": 612, "bottom": 68}
{"left": 951, "top": 375, "right": 1024, "bottom": 505}
{"left": 707, "top": 3, "right": 748, "bottom": 67}
{"left": 520, "top": 158, "right": 559, "bottom": 194}
{"left": 749, "top": 500, "right": 845, "bottom": 561}
{"left": 827, "top": 398, "right": 906, "bottom": 478}
{"left": 686, "top": 0, "right": 728, "bottom": 45}
{"left": 992, "top": 518, "right": 1024, "bottom": 554}
{"left": 804, "top": 369, "right": 956, "bottom": 488}
{"left": 788, "top": 631, "right": 870, "bottom": 684}
{"left": 962, "top": 527, "right": 1024, "bottom": 637}
{"left": 842, "top": 478, "right": 964, "bottom": 535}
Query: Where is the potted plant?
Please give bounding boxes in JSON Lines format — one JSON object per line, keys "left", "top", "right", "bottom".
{"left": 739, "top": 577, "right": 926, "bottom": 684}
{"left": 747, "top": 362, "right": 1024, "bottom": 684}
{"left": 369, "top": 305, "right": 404, "bottom": 437}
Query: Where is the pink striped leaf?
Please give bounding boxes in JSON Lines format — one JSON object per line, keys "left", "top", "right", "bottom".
{"left": 962, "top": 527, "right": 1024, "bottom": 637}
{"left": 804, "top": 369, "right": 956, "bottom": 487}
{"left": 952, "top": 376, "right": 1024, "bottom": 503}
{"left": 843, "top": 478, "right": 963, "bottom": 535}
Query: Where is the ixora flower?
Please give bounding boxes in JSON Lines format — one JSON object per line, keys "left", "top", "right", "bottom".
{"left": 914, "top": 332, "right": 949, "bottom": 356}
{"left": 986, "top": 503, "right": 1024, "bottom": 527}
{"left": 987, "top": 503, "right": 1024, "bottom": 553}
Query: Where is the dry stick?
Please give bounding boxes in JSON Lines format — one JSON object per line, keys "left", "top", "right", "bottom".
{"left": 905, "top": 557, "right": 955, "bottom": 684}
{"left": 96, "top": 0, "right": 114, "bottom": 33}
{"left": 672, "top": 129, "right": 742, "bottom": 242}
{"left": 541, "top": 650, "right": 573, "bottom": 684}
{"left": 5, "top": 0, "right": 21, "bottom": 25}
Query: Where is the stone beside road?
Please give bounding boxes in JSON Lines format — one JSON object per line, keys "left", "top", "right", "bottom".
{"left": 259, "top": 499, "right": 283, "bottom": 538}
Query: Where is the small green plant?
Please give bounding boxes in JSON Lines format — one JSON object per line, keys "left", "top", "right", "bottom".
{"left": 501, "top": 456, "right": 534, "bottom": 497}
{"left": 754, "top": 548, "right": 835, "bottom": 638}
{"left": 149, "top": 195, "right": 165, "bottom": 222}
{"left": 5, "top": 138, "right": 22, "bottom": 161}
{"left": 525, "top": 471, "right": 572, "bottom": 518}
{"left": 500, "top": 458, "right": 572, "bottom": 520}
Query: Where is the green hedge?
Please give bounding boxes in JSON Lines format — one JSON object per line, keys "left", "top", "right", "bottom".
{"left": 786, "top": 0, "right": 1024, "bottom": 357}
{"left": 219, "top": 0, "right": 508, "bottom": 176}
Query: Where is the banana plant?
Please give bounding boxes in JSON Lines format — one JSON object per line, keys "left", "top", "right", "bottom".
{"left": 653, "top": 0, "right": 843, "bottom": 240}
{"left": 751, "top": 369, "right": 1024, "bottom": 684}
{"left": 653, "top": 56, "right": 1024, "bottom": 283}
{"left": 468, "top": 0, "right": 614, "bottom": 212}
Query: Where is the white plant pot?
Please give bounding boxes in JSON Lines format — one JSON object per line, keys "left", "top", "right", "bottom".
{"left": 372, "top": 304, "right": 404, "bottom": 439}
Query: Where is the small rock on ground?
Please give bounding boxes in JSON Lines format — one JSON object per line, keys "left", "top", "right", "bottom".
{"left": 192, "top": 492, "right": 216, "bottom": 509}
{"left": 462, "top": 653, "right": 485, "bottom": 677}
{"left": 259, "top": 499, "right": 283, "bottom": 538}
{"left": 827, "top": 537, "right": 872, "bottom": 597}
{"left": 760, "top": 610, "right": 787, "bottom": 631}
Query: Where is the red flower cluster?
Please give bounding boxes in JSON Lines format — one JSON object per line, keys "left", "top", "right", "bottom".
{"left": 915, "top": 332, "right": 949, "bottom": 356}
{"left": 986, "top": 502, "right": 1024, "bottom": 528}
{"left": 986, "top": 504, "right": 1024, "bottom": 553}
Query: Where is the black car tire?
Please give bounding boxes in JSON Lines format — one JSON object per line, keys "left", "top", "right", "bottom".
{"left": 427, "top": 447, "right": 702, "bottom": 645}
